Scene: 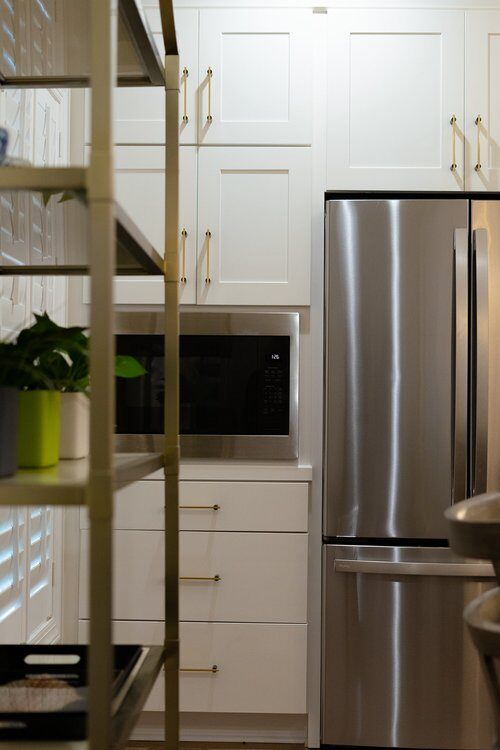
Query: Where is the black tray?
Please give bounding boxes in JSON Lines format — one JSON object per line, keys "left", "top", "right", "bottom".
{"left": 0, "top": 644, "right": 143, "bottom": 740}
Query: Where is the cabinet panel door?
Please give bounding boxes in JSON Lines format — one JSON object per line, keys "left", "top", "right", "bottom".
{"left": 466, "top": 11, "right": 500, "bottom": 190}
{"left": 89, "top": 9, "right": 198, "bottom": 144}
{"left": 327, "top": 10, "right": 465, "bottom": 190}
{"left": 114, "top": 145, "right": 197, "bottom": 305}
{"left": 197, "top": 146, "right": 310, "bottom": 305}
{"left": 180, "top": 532, "right": 308, "bottom": 623}
{"left": 198, "top": 10, "right": 311, "bottom": 145}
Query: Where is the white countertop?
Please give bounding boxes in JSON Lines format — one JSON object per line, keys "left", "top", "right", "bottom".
{"left": 145, "top": 462, "right": 313, "bottom": 482}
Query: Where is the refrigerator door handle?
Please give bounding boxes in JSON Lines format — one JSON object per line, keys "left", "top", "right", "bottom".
{"left": 334, "top": 559, "right": 495, "bottom": 578}
{"left": 453, "top": 228, "right": 469, "bottom": 502}
{"left": 474, "top": 228, "right": 489, "bottom": 494}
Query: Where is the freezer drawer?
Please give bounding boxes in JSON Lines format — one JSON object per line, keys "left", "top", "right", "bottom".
{"left": 322, "top": 545, "right": 495, "bottom": 749}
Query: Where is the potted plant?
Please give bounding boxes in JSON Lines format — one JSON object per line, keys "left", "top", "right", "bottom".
{"left": 10, "top": 314, "right": 88, "bottom": 469}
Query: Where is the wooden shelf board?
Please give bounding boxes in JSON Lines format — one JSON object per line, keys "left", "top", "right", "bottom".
{"left": 0, "top": 453, "right": 164, "bottom": 506}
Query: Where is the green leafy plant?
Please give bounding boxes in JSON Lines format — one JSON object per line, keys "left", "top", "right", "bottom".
{"left": 0, "top": 313, "right": 146, "bottom": 391}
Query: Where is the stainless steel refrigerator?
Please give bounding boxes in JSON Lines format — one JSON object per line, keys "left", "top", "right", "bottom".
{"left": 322, "top": 196, "right": 499, "bottom": 749}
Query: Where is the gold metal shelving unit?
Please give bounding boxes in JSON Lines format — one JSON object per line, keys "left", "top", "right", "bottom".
{"left": 0, "top": 1, "right": 179, "bottom": 749}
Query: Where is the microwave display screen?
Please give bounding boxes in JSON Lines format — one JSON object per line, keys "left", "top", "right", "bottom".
{"left": 115, "top": 334, "right": 291, "bottom": 436}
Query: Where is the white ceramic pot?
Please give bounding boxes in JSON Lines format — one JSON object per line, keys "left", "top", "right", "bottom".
{"left": 59, "top": 392, "right": 90, "bottom": 460}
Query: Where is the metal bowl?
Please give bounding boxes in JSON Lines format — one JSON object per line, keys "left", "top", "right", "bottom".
{"left": 445, "top": 493, "right": 500, "bottom": 579}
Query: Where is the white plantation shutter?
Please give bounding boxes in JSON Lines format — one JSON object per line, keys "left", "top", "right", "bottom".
{"left": 26, "top": 507, "right": 54, "bottom": 641}
{"left": 0, "top": 507, "right": 27, "bottom": 643}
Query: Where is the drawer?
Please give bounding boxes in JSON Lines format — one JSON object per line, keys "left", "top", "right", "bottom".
{"left": 80, "top": 481, "right": 309, "bottom": 532}
{"left": 180, "top": 481, "right": 308, "bottom": 532}
{"left": 180, "top": 622, "right": 307, "bottom": 713}
{"left": 78, "top": 619, "right": 164, "bottom": 712}
{"left": 180, "top": 532, "right": 307, "bottom": 623}
{"left": 80, "top": 482, "right": 164, "bottom": 531}
{"left": 79, "top": 530, "right": 164, "bottom": 621}
{"left": 79, "top": 530, "right": 307, "bottom": 623}
{"left": 78, "top": 620, "right": 307, "bottom": 714}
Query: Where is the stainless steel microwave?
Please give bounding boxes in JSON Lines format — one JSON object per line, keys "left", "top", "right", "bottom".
{"left": 114, "top": 312, "right": 299, "bottom": 460}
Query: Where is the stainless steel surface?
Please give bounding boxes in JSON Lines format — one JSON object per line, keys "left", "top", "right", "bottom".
{"left": 472, "top": 202, "right": 500, "bottom": 495}
{"left": 446, "top": 492, "right": 500, "bottom": 577}
{"left": 454, "top": 228, "right": 469, "bottom": 504}
{"left": 334, "top": 558, "right": 494, "bottom": 577}
{"left": 322, "top": 544, "right": 495, "bottom": 749}
{"left": 324, "top": 198, "right": 468, "bottom": 539}
{"left": 114, "top": 312, "right": 299, "bottom": 460}
{"left": 474, "top": 227, "right": 489, "bottom": 495}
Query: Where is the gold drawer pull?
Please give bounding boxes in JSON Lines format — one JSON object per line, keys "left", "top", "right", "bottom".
{"left": 475, "top": 115, "right": 482, "bottom": 172}
{"left": 205, "top": 230, "right": 211, "bottom": 284}
{"left": 179, "top": 504, "right": 220, "bottom": 511}
{"left": 182, "top": 67, "right": 189, "bottom": 123}
{"left": 450, "top": 115, "right": 457, "bottom": 172}
{"left": 206, "top": 67, "right": 213, "bottom": 123}
{"left": 181, "top": 665, "right": 219, "bottom": 674}
{"left": 180, "top": 228, "right": 187, "bottom": 283}
{"left": 180, "top": 574, "right": 221, "bottom": 582}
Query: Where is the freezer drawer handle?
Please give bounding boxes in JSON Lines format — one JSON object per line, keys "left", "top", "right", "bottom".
{"left": 334, "top": 559, "right": 495, "bottom": 577}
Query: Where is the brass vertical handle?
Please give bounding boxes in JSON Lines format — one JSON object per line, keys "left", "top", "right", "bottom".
{"left": 450, "top": 115, "right": 457, "bottom": 172}
{"left": 475, "top": 115, "right": 482, "bottom": 172}
{"left": 207, "top": 68, "right": 213, "bottom": 123}
{"left": 180, "top": 228, "right": 187, "bottom": 283}
{"left": 182, "top": 67, "right": 189, "bottom": 123}
{"left": 205, "top": 230, "right": 211, "bottom": 284}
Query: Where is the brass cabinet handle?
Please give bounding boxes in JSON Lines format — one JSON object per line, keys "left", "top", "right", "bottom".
{"left": 180, "top": 665, "right": 219, "bottom": 674}
{"left": 475, "top": 115, "right": 482, "bottom": 172}
{"left": 179, "top": 504, "right": 220, "bottom": 511}
{"left": 180, "top": 228, "right": 187, "bottom": 283}
{"left": 182, "top": 67, "right": 189, "bottom": 123}
{"left": 180, "top": 574, "right": 221, "bottom": 582}
{"left": 207, "top": 67, "right": 213, "bottom": 123}
{"left": 450, "top": 115, "right": 457, "bottom": 172}
{"left": 205, "top": 230, "right": 211, "bottom": 284}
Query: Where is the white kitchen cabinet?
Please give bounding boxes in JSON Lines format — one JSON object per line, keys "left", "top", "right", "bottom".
{"left": 179, "top": 622, "right": 307, "bottom": 714}
{"left": 197, "top": 146, "right": 311, "bottom": 305}
{"left": 79, "top": 529, "right": 307, "bottom": 624}
{"left": 180, "top": 532, "right": 308, "bottom": 623}
{"left": 88, "top": 9, "right": 198, "bottom": 144}
{"left": 113, "top": 145, "right": 197, "bottom": 305}
{"left": 198, "top": 9, "right": 311, "bottom": 145}
{"left": 80, "top": 480, "right": 309, "bottom": 533}
{"left": 466, "top": 11, "right": 500, "bottom": 190}
{"left": 327, "top": 10, "right": 465, "bottom": 191}
{"left": 78, "top": 620, "right": 307, "bottom": 715}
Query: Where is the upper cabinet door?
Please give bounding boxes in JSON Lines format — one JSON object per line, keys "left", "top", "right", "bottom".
{"left": 466, "top": 11, "right": 500, "bottom": 190}
{"left": 114, "top": 145, "right": 197, "bottom": 305}
{"left": 198, "top": 10, "right": 311, "bottom": 145}
{"left": 327, "top": 10, "right": 465, "bottom": 191}
{"left": 104, "top": 8, "right": 198, "bottom": 144}
{"left": 197, "top": 147, "right": 311, "bottom": 306}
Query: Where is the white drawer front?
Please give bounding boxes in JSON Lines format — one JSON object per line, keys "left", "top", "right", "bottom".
{"left": 180, "top": 532, "right": 307, "bottom": 623}
{"left": 79, "top": 530, "right": 164, "bottom": 621}
{"left": 180, "top": 622, "right": 307, "bottom": 713}
{"left": 180, "top": 481, "right": 308, "bottom": 532}
{"left": 78, "top": 619, "right": 164, "bottom": 712}
{"left": 78, "top": 620, "right": 307, "bottom": 715}
{"left": 80, "top": 481, "right": 309, "bottom": 532}
{"left": 80, "top": 482, "right": 164, "bottom": 531}
{"left": 80, "top": 530, "right": 307, "bottom": 623}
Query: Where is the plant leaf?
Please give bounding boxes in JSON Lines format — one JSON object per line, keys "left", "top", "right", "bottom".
{"left": 115, "top": 355, "right": 147, "bottom": 379}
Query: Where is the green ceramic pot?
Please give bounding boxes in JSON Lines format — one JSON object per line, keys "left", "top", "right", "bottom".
{"left": 17, "top": 391, "right": 61, "bottom": 468}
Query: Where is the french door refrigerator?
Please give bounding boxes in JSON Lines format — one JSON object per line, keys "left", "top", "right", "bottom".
{"left": 322, "top": 196, "right": 499, "bottom": 750}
